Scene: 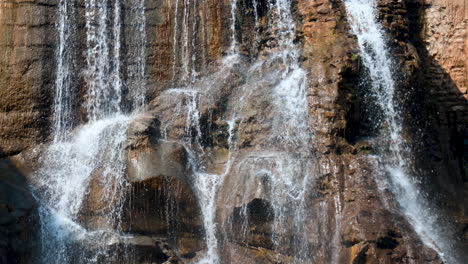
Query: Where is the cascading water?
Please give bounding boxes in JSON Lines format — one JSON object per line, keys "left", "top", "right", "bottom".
{"left": 223, "top": 0, "right": 239, "bottom": 66}
{"left": 160, "top": 0, "right": 314, "bottom": 262}
{"left": 180, "top": 0, "right": 193, "bottom": 82}
{"left": 171, "top": 0, "right": 181, "bottom": 82}
{"left": 54, "top": 0, "right": 76, "bottom": 141}
{"left": 37, "top": 115, "right": 131, "bottom": 263}
{"left": 159, "top": 1, "right": 242, "bottom": 262}
{"left": 230, "top": 1, "right": 313, "bottom": 262}
{"left": 191, "top": 120, "right": 237, "bottom": 264}
{"left": 33, "top": 0, "right": 147, "bottom": 263}
{"left": 228, "top": 0, "right": 238, "bottom": 56}
{"left": 343, "top": 0, "right": 463, "bottom": 263}
{"left": 155, "top": 1, "right": 312, "bottom": 262}
{"left": 34, "top": 0, "right": 342, "bottom": 262}
{"left": 126, "top": 0, "right": 147, "bottom": 109}
{"left": 84, "top": 0, "right": 121, "bottom": 120}
{"left": 12, "top": 0, "right": 467, "bottom": 262}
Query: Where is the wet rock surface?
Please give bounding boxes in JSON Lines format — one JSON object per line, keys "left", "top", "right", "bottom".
{"left": 75, "top": 115, "right": 206, "bottom": 261}
{"left": 0, "top": 0, "right": 466, "bottom": 263}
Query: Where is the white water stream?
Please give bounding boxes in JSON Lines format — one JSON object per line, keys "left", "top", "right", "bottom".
{"left": 29, "top": 0, "right": 461, "bottom": 263}
{"left": 205, "top": 0, "right": 313, "bottom": 262}
{"left": 54, "top": 0, "right": 76, "bottom": 141}
{"left": 127, "top": 0, "right": 147, "bottom": 109}
{"left": 35, "top": 0, "right": 147, "bottom": 263}
{"left": 160, "top": 1, "right": 313, "bottom": 263}
{"left": 343, "top": 0, "right": 463, "bottom": 263}
{"left": 37, "top": 0, "right": 457, "bottom": 263}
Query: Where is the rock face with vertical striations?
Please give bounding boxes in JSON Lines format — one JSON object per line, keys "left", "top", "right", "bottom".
{"left": 423, "top": 0, "right": 467, "bottom": 102}
{"left": 0, "top": 0, "right": 466, "bottom": 263}
{"left": 419, "top": 0, "right": 467, "bottom": 198}
{"left": 0, "top": 1, "right": 54, "bottom": 263}
{"left": 0, "top": 0, "right": 56, "bottom": 157}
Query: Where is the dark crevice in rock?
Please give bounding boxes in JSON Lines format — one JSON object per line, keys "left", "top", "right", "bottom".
{"left": 375, "top": 235, "right": 399, "bottom": 250}
{"left": 342, "top": 239, "right": 360, "bottom": 248}
{"left": 352, "top": 244, "right": 369, "bottom": 264}
{"left": 341, "top": 59, "right": 378, "bottom": 146}
{"left": 226, "top": 199, "right": 276, "bottom": 251}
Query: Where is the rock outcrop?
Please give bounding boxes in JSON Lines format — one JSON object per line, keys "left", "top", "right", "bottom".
{"left": 75, "top": 115, "right": 206, "bottom": 262}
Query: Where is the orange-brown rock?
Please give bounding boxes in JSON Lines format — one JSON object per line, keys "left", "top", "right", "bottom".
{"left": 423, "top": 0, "right": 467, "bottom": 100}
{"left": 0, "top": 0, "right": 56, "bottom": 157}
{"left": 77, "top": 115, "right": 206, "bottom": 261}
{"left": 0, "top": 0, "right": 467, "bottom": 263}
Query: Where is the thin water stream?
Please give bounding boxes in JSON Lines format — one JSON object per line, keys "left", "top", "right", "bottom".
{"left": 343, "top": 0, "right": 463, "bottom": 263}
{"left": 54, "top": 0, "right": 75, "bottom": 141}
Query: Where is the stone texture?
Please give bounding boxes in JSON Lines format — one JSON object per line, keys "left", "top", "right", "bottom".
{"left": 419, "top": 0, "right": 468, "bottom": 188}
{"left": 0, "top": 0, "right": 467, "bottom": 263}
{"left": 0, "top": 0, "right": 57, "bottom": 157}
{"left": 423, "top": 0, "right": 467, "bottom": 102}
{"left": 144, "top": 0, "right": 233, "bottom": 98}
{"left": 77, "top": 115, "right": 206, "bottom": 261}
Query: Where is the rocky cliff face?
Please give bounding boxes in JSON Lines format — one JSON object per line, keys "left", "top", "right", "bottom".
{"left": 420, "top": 0, "right": 467, "bottom": 192}
{"left": 0, "top": 0, "right": 55, "bottom": 157}
{"left": 0, "top": 0, "right": 466, "bottom": 263}
{"left": 423, "top": 0, "right": 467, "bottom": 99}
{"left": 0, "top": 1, "right": 53, "bottom": 263}
{"left": 419, "top": 0, "right": 468, "bottom": 255}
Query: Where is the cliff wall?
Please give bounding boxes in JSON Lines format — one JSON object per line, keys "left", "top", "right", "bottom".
{"left": 0, "top": 0, "right": 466, "bottom": 263}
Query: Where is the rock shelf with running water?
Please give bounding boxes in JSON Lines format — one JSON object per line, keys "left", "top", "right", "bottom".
{"left": 0, "top": 0, "right": 466, "bottom": 264}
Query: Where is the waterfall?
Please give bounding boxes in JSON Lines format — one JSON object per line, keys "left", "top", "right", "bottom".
{"left": 171, "top": 0, "right": 180, "bottom": 82}
{"left": 343, "top": 0, "right": 463, "bottom": 263}
{"left": 84, "top": 0, "right": 121, "bottom": 120}
{"left": 247, "top": 1, "right": 312, "bottom": 261}
{"left": 181, "top": 0, "right": 192, "bottom": 82}
{"left": 228, "top": 0, "right": 238, "bottom": 56}
{"left": 37, "top": 115, "right": 131, "bottom": 263}
{"left": 223, "top": 0, "right": 239, "bottom": 65}
{"left": 159, "top": 2, "right": 240, "bottom": 262}
{"left": 127, "top": 0, "right": 147, "bottom": 110}
{"left": 53, "top": 0, "right": 74, "bottom": 141}
{"left": 33, "top": 0, "right": 147, "bottom": 263}
{"left": 12, "top": 0, "right": 466, "bottom": 262}
{"left": 111, "top": 0, "right": 122, "bottom": 110}
{"left": 154, "top": 0, "right": 312, "bottom": 262}
{"left": 34, "top": 0, "right": 429, "bottom": 263}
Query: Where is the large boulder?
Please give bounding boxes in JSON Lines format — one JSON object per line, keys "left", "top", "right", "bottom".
{"left": 78, "top": 114, "right": 206, "bottom": 261}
